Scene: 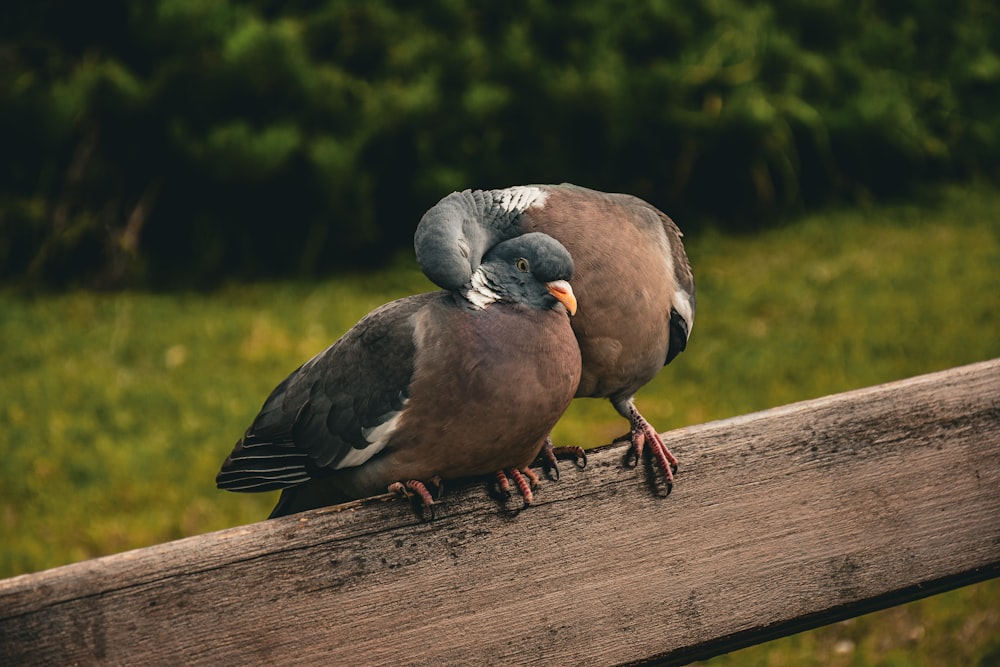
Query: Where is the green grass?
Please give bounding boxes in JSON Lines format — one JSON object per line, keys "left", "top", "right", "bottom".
{"left": 2, "top": 184, "right": 998, "bottom": 664}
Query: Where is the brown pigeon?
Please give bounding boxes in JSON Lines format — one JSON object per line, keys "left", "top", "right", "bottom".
{"left": 415, "top": 184, "right": 695, "bottom": 489}
{"left": 217, "top": 232, "right": 581, "bottom": 517}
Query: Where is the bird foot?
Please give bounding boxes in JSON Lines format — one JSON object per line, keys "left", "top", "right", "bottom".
{"left": 494, "top": 467, "right": 540, "bottom": 508}
{"left": 389, "top": 477, "right": 442, "bottom": 520}
{"left": 618, "top": 407, "right": 678, "bottom": 494}
{"left": 535, "top": 436, "right": 588, "bottom": 481}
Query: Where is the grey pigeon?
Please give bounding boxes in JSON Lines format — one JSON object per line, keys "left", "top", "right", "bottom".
{"left": 217, "top": 232, "right": 581, "bottom": 518}
{"left": 415, "top": 184, "right": 695, "bottom": 488}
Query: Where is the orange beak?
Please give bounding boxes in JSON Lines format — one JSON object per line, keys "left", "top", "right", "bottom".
{"left": 546, "top": 280, "right": 578, "bottom": 316}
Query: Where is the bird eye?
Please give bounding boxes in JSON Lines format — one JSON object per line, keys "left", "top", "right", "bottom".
{"left": 515, "top": 258, "right": 530, "bottom": 273}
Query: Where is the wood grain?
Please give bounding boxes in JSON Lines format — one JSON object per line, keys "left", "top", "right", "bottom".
{"left": 2, "top": 360, "right": 998, "bottom": 666}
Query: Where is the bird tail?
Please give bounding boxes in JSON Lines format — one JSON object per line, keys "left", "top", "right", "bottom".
{"left": 215, "top": 432, "right": 313, "bottom": 492}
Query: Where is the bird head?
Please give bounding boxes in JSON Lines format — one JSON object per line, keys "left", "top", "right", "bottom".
{"left": 463, "top": 233, "right": 577, "bottom": 315}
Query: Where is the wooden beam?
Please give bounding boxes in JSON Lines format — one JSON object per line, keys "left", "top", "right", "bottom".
{"left": 2, "top": 360, "right": 998, "bottom": 666}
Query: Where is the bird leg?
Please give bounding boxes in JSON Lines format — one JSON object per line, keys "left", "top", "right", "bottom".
{"left": 495, "top": 467, "right": 540, "bottom": 507}
{"left": 388, "top": 478, "right": 439, "bottom": 520}
{"left": 535, "top": 436, "right": 588, "bottom": 481}
{"left": 616, "top": 399, "right": 678, "bottom": 493}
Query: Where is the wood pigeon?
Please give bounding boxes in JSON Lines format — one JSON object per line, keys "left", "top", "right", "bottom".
{"left": 217, "top": 232, "right": 582, "bottom": 518}
{"left": 415, "top": 184, "right": 695, "bottom": 488}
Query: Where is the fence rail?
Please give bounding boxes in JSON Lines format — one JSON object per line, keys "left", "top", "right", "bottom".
{"left": 2, "top": 359, "right": 998, "bottom": 666}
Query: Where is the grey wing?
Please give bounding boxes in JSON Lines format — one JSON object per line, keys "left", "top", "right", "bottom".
{"left": 654, "top": 205, "right": 696, "bottom": 366}
{"left": 216, "top": 294, "right": 436, "bottom": 492}
{"left": 614, "top": 192, "right": 696, "bottom": 366}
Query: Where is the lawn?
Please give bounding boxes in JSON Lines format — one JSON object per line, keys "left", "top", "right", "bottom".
{"left": 2, "top": 184, "right": 998, "bottom": 664}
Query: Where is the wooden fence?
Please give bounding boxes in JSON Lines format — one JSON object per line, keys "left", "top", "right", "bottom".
{"left": 1, "top": 359, "right": 998, "bottom": 665}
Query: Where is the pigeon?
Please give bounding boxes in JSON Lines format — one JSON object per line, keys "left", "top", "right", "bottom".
{"left": 217, "top": 232, "right": 582, "bottom": 518}
{"left": 415, "top": 184, "right": 695, "bottom": 488}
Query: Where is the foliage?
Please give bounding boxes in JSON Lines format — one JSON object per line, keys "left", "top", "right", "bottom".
{"left": 2, "top": 0, "right": 999, "bottom": 286}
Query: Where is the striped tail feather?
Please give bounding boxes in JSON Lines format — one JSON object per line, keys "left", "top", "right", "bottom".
{"left": 215, "top": 434, "right": 313, "bottom": 492}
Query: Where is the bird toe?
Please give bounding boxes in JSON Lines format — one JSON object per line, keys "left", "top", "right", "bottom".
{"left": 389, "top": 479, "right": 438, "bottom": 521}
{"left": 617, "top": 405, "right": 680, "bottom": 491}
{"left": 492, "top": 468, "right": 538, "bottom": 509}
{"left": 536, "top": 437, "right": 588, "bottom": 481}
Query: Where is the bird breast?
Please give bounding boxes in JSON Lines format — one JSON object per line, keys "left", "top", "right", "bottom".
{"left": 386, "top": 303, "right": 581, "bottom": 479}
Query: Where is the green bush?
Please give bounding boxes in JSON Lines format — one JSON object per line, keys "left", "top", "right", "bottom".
{"left": 1, "top": 0, "right": 998, "bottom": 286}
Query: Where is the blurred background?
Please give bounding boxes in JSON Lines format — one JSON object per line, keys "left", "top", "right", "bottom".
{"left": 2, "top": 1, "right": 998, "bottom": 664}
{"left": 4, "top": 0, "right": 999, "bottom": 287}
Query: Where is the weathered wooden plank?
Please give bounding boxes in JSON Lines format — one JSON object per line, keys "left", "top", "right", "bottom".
{"left": 1, "top": 359, "right": 998, "bottom": 666}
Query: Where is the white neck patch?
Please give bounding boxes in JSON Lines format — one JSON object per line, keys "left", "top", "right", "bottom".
{"left": 463, "top": 267, "right": 501, "bottom": 309}
{"left": 494, "top": 186, "right": 549, "bottom": 214}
